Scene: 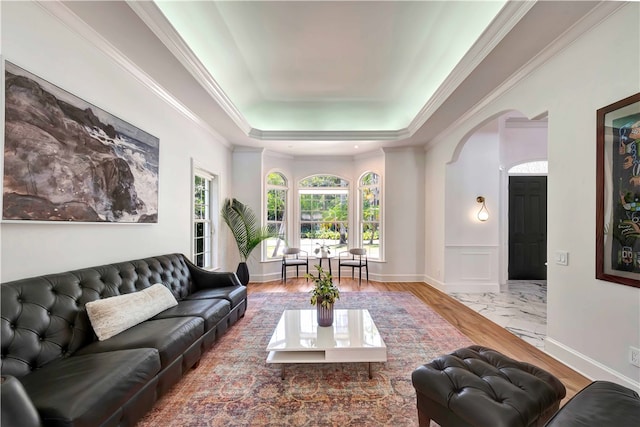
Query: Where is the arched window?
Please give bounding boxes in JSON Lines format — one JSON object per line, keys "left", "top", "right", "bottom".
{"left": 299, "top": 175, "right": 349, "bottom": 255}
{"left": 359, "top": 172, "right": 381, "bottom": 259}
{"left": 265, "top": 171, "right": 288, "bottom": 259}
{"left": 508, "top": 161, "right": 548, "bottom": 174}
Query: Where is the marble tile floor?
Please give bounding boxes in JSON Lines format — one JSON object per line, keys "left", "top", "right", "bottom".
{"left": 448, "top": 280, "right": 547, "bottom": 349}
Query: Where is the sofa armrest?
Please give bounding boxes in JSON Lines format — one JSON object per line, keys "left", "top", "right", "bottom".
{"left": 184, "top": 258, "right": 242, "bottom": 290}
{"left": 544, "top": 380, "right": 640, "bottom": 427}
{"left": 1, "top": 376, "right": 41, "bottom": 427}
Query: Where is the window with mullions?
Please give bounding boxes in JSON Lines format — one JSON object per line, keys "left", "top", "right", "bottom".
{"left": 265, "top": 172, "right": 288, "bottom": 259}
{"left": 299, "top": 175, "right": 349, "bottom": 255}
{"left": 359, "top": 172, "right": 381, "bottom": 259}
{"left": 194, "top": 173, "right": 213, "bottom": 268}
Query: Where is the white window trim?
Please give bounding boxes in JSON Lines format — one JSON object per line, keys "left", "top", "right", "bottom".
{"left": 297, "top": 174, "right": 350, "bottom": 254}
{"left": 192, "top": 163, "right": 219, "bottom": 270}
{"left": 264, "top": 170, "right": 289, "bottom": 260}
{"left": 358, "top": 171, "right": 383, "bottom": 261}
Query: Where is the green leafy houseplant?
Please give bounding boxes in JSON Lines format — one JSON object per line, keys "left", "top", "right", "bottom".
{"left": 306, "top": 265, "right": 340, "bottom": 308}
{"left": 221, "top": 198, "right": 274, "bottom": 284}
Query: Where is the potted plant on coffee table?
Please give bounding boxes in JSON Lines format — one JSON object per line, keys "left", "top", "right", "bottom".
{"left": 221, "top": 198, "right": 274, "bottom": 285}
{"left": 306, "top": 265, "right": 340, "bottom": 327}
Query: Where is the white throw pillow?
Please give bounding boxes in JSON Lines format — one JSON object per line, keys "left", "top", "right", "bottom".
{"left": 86, "top": 283, "right": 178, "bottom": 341}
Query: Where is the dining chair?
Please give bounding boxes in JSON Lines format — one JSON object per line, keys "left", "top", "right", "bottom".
{"left": 281, "top": 248, "right": 309, "bottom": 281}
{"left": 338, "top": 248, "right": 368, "bottom": 287}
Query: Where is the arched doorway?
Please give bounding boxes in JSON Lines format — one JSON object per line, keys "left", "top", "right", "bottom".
{"left": 446, "top": 112, "right": 549, "bottom": 349}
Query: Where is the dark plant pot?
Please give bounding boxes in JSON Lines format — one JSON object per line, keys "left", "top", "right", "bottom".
{"left": 236, "top": 262, "right": 249, "bottom": 286}
{"left": 317, "top": 302, "right": 334, "bottom": 327}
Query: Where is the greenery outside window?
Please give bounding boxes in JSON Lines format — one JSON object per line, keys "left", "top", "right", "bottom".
{"left": 359, "top": 172, "right": 381, "bottom": 259}
{"left": 299, "top": 175, "right": 349, "bottom": 255}
{"left": 266, "top": 172, "right": 288, "bottom": 259}
{"left": 194, "top": 172, "right": 214, "bottom": 268}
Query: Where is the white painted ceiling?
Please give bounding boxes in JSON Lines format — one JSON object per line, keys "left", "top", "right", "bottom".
{"left": 114, "top": 0, "right": 605, "bottom": 155}
{"left": 152, "top": 0, "right": 506, "bottom": 133}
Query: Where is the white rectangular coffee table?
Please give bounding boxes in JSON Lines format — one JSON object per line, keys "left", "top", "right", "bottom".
{"left": 266, "top": 309, "right": 387, "bottom": 379}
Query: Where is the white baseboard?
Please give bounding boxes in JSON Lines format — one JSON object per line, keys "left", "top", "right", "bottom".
{"left": 250, "top": 272, "right": 285, "bottom": 283}
{"left": 251, "top": 272, "right": 431, "bottom": 284}
{"left": 369, "top": 273, "right": 425, "bottom": 282}
{"left": 424, "top": 274, "right": 499, "bottom": 293}
{"left": 545, "top": 337, "right": 640, "bottom": 393}
{"left": 423, "top": 275, "right": 446, "bottom": 290}
{"left": 433, "top": 282, "right": 500, "bottom": 293}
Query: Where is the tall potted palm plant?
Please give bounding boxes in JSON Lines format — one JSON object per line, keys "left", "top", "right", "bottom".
{"left": 221, "top": 198, "right": 273, "bottom": 285}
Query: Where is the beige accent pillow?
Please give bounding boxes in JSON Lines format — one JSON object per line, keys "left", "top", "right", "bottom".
{"left": 86, "top": 283, "right": 178, "bottom": 341}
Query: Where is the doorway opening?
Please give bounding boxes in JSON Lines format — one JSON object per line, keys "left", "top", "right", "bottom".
{"left": 508, "top": 175, "right": 547, "bottom": 280}
{"left": 447, "top": 112, "right": 550, "bottom": 349}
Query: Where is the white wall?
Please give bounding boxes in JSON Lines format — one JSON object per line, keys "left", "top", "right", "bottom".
{"left": 3, "top": 0, "right": 637, "bottom": 391}
{"left": 0, "top": 2, "right": 233, "bottom": 281}
{"left": 382, "top": 147, "right": 425, "bottom": 281}
{"left": 425, "top": 3, "right": 640, "bottom": 389}
{"left": 235, "top": 149, "right": 427, "bottom": 283}
{"left": 500, "top": 117, "right": 548, "bottom": 169}
{"left": 228, "top": 148, "right": 264, "bottom": 275}
{"left": 444, "top": 122, "right": 500, "bottom": 291}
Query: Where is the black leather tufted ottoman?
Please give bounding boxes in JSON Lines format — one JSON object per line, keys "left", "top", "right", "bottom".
{"left": 411, "top": 346, "right": 566, "bottom": 427}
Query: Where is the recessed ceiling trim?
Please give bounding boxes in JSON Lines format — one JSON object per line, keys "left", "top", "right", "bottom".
{"left": 249, "top": 128, "right": 410, "bottom": 142}
{"left": 127, "top": 0, "right": 253, "bottom": 135}
{"left": 35, "top": 0, "right": 230, "bottom": 146}
{"left": 424, "top": 0, "right": 624, "bottom": 152}
{"left": 407, "top": 0, "right": 536, "bottom": 137}
{"left": 131, "top": 0, "right": 519, "bottom": 143}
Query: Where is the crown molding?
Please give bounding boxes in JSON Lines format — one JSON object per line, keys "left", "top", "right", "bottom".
{"left": 381, "top": 146, "right": 423, "bottom": 154}
{"left": 127, "top": 0, "right": 530, "bottom": 143}
{"left": 504, "top": 118, "right": 548, "bottom": 129}
{"left": 407, "top": 0, "right": 536, "bottom": 136}
{"left": 34, "top": 1, "right": 230, "bottom": 147}
{"left": 231, "top": 146, "right": 264, "bottom": 154}
{"left": 248, "top": 128, "right": 410, "bottom": 142}
{"left": 127, "top": 0, "right": 253, "bottom": 136}
{"left": 425, "top": 0, "right": 625, "bottom": 152}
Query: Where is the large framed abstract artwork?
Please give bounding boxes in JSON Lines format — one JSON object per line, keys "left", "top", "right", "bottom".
{"left": 3, "top": 61, "right": 159, "bottom": 223}
{"left": 596, "top": 92, "right": 640, "bottom": 288}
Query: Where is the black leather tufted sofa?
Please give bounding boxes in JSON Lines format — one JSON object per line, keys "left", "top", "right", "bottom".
{"left": 544, "top": 380, "right": 640, "bottom": 427}
{"left": 0, "top": 253, "right": 247, "bottom": 427}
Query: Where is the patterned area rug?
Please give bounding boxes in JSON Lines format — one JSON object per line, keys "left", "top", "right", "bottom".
{"left": 137, "top": 291, "right": 473, "bottom": 426}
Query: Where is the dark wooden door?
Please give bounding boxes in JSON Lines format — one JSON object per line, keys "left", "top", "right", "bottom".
{"left": 509, "top": 176, "right": 547, "bottom": 279}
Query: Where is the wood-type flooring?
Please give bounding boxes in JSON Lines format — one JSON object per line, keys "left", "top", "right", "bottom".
{"left": 248, "top": 277, "right": 591, "bottom": 405}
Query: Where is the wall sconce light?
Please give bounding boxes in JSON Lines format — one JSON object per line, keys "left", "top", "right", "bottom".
{"left": 476, "top": 196, "right": 489, "bottom": 221}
